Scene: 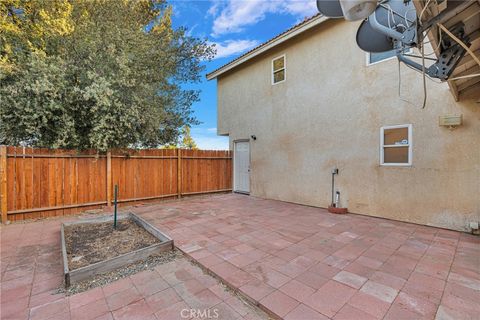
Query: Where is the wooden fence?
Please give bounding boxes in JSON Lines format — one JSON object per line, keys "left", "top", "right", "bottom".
{"left": 0, "top": 146, "right": 232, "bottom": 222}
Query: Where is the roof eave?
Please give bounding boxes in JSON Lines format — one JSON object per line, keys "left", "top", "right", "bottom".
{"left": 206, "top": 15, "right": 329, "bottom": 80}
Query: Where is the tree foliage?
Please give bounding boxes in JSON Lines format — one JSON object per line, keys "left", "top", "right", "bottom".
{"left": 181, "top": 126, "right": 198, "bottom": 150}
{"left": 0, "top": 0, "right": 74, "bottom": 75}
{"left": 0, "top": 0, "right": 214, "bottom": 151}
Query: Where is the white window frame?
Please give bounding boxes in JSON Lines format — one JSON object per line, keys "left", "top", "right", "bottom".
{"left": 366, "top": 49, "right": 413, "bottom": 66}
{"left": 380, "top": 124, "right": 413, "bottom": 166}
{"left": 272, "top": 54, "right": 286, "bottom": 85}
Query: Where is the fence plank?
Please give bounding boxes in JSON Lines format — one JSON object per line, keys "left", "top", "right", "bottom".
{"left": 3, "top": 147, "right": 232, "bottom": 222}
{"left": 0, "top": 146, "right": 7, "bottom": 223}
{"left": 106, "top": 151, "right": 112, "bottom": 207}
{"left": 177, "top": 149, "right": 182, "bottom": 198}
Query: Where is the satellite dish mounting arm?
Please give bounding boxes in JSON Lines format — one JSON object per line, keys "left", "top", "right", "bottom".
{"left": 368, "top": 9, "right": 417, "bottom": 47}
{"left": 396, "top": 23, "right": 469, "bottom": 81}
{"left": 391, "top": 0, "right": 474, "bottom": 81}
{"left": 317, "top": 0, "right": 474, "bottom": 82}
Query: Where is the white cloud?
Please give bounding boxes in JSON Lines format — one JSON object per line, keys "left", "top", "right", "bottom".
{"left": 211, "top": 39, "right": 260, "bottom": 59}
{"left": 207, "top": 1, "right": 221, "bottom": 17}
{"left": 185, "top": 24, "right": 198, "bottom": 37}
{"left": 207, "top": 127, "right": 217, "bottom": 132}
{"left": 210, "top": 0, "right": 318, "bottom": 37}
{"left": 211, "top": 0, "right": 274, "bottom": 36}
{"left": 282, "top": 0, "right": 318, "bottom": 17}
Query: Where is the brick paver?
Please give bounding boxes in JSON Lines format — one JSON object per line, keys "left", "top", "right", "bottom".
{"left": 131, "top": 194, "right": 480, "bottom": 319}
{"left": 0, "top": 209, "right": 268, "bottom": 320}
{"left": 1, "top": 194, "right": 479, "bottom": 319}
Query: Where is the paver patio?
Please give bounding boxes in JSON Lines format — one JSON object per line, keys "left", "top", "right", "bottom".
{"left": 1, "top": 194, "right": 479, "bottom": 319}
{"left": 131, "top": 194, "right": 480, "bottom": 320}
{"left": 0, "top": 210, "right": 267, "bottom": 320}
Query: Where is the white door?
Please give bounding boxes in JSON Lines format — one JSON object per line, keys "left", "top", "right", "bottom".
{"left": 234, "top": 141, "right": 250, "bottom": 194}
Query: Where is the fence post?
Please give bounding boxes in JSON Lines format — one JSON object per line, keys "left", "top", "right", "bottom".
{"left": 106, "top": 151, "right": 112, "bottom": 207}
{"left": 177, "top": 149, "right": 182, "bottom": 198}
{"left": 0, "top": 146, "right": 8, "bottom": 223}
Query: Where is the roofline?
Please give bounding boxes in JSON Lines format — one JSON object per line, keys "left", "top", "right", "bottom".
{"left": 206, "top": 15, "right": 329, "bottom": 80}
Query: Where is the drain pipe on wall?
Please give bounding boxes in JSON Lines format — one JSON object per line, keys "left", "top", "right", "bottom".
{"left": 331, "top": 167, "right": 338, "bottom": 207}
{"left": 335, "top": 191, "right": 341, "bottom": 208}
{"left": 328, "top": 167, "right": 348, "bottom": 214}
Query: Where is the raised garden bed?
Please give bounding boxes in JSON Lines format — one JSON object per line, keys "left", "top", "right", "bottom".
{"left": 61, "top": 212, "right": 173, "bottom": 287}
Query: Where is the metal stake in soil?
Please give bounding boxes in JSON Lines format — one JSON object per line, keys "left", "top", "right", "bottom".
{"left": 114, "top": 184, "right": 118, "bottom": 229}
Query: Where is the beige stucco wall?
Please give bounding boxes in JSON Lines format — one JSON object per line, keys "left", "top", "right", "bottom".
{"left": 215, "top": 19, "right": 480, "bottom": 232}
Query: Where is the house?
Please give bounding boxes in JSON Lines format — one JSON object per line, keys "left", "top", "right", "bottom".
{"left": 207, "top": 15, "right": 480, "bottom": 232}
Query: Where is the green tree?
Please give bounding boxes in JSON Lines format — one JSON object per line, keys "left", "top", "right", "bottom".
{"left": 0, "top": 0, "right": 215, "bottom": 151}
{"left": 0, "top": 53, "right": 78, "bottom": 147}
{"left": 0, "top": 0, "right": 74, "bottom": 75}
{"left": 181, "top": 126, "right": 197, "bottom": 150}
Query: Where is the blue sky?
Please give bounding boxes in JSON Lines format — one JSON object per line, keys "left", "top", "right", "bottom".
{"left": 170, "top": 0, "right": 318, "bottom": 149}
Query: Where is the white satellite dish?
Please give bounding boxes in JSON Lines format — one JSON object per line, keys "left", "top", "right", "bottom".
{"left": 339, "top": 0, "right": 377, "bottom": 21}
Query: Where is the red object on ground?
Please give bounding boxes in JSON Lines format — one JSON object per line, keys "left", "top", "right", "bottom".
{"left": 328, "top": 206, "right": 348, "bottom": 214}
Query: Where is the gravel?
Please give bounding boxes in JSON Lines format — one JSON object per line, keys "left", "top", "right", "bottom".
{"left": 57, "top": 249, "right": 181, "bottom": 296}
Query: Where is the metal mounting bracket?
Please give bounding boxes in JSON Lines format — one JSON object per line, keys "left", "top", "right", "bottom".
{"left": 369, "top": 9, "right": 418, "bottom": 47}
{"left": 396, "top": 23, "right": 470, "bottom": 81}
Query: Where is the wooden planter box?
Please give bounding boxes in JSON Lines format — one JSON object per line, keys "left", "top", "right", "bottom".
{"left": 61, "top": 212, "right": 173, "bottom": 287}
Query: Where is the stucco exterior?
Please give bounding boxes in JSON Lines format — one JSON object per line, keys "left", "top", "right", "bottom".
{"left": 213, "top": 19, "right": 480, "bottom": 232}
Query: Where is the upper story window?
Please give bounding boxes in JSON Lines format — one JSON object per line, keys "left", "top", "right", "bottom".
{"left": 272, "top": 55, "right": 286, "bottom": 85}
{"left": 367, "top": 49, "right": 397, "bottom": 65}
{"left": 380, "top": 124, "right": 412, "bottom": 166}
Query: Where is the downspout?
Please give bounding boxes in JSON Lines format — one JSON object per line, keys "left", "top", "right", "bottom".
{"left": 331, "top": 167, "right": 338, "bottom": 207}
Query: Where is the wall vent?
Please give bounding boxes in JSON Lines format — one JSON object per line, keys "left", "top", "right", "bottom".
{"left": 439, "top": 114, "right": 462, "bottom": 127}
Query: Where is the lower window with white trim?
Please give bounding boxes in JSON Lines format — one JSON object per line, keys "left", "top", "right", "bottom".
{"left": 366, "top": 48, "right": 413, "bottom": 66}
{"left": 380, "top": 124, "right": 412, "bottom": 166}
{"left": 367, "top": 50, "right": 397, "bottom": 65}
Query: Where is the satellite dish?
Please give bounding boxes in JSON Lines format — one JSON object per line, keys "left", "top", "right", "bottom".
{"left": 340, "top": 0, "right": 377, "bottom": 21}
{"left": 356, "top": 0, "right": 416, "bottom": 53}
{"left": 316, "top": 0, "right": 344, "bottom": 18}
{"left": 317, "top": 0, "right": 378, "bottom": 20}
{"left": 316, "top": 0, "right": 472, "bottom": 83}
{"left": 356, "top": 20, "right": 393, "bottom": 52}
